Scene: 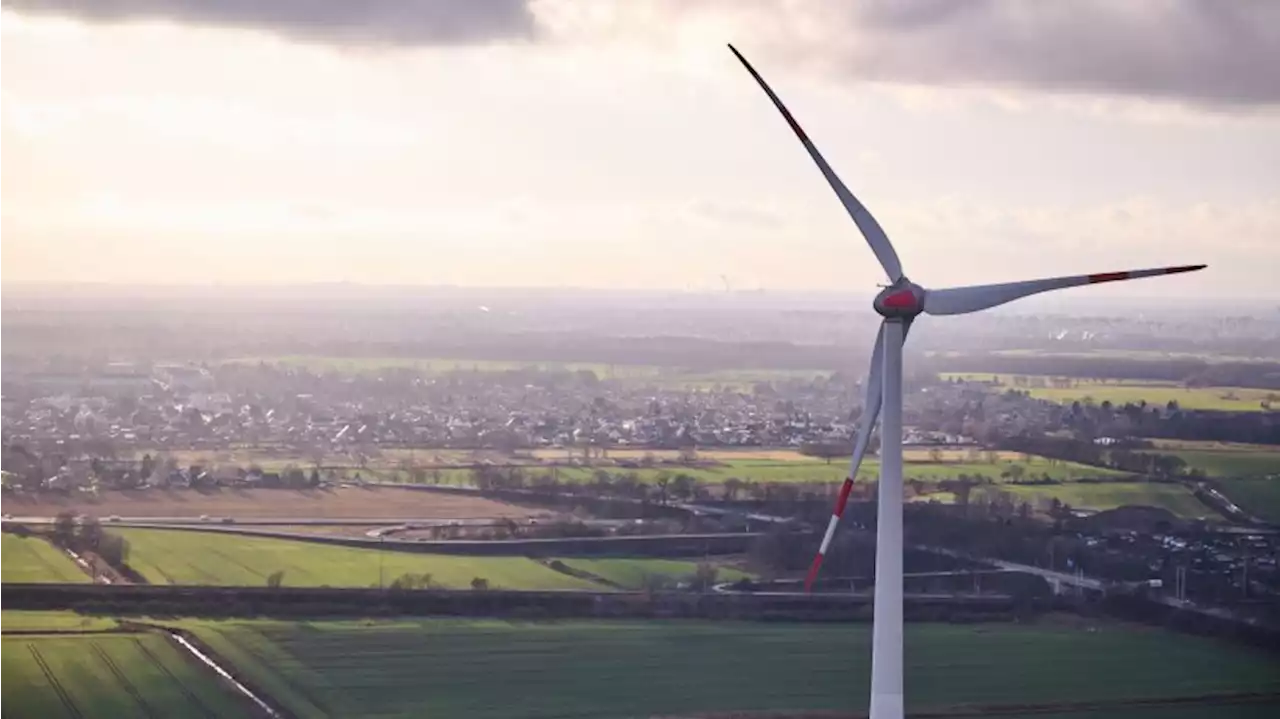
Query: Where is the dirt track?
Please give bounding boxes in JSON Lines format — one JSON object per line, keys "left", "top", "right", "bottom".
{"left": 2, "top": 486, "right": 539, "bottom": 520}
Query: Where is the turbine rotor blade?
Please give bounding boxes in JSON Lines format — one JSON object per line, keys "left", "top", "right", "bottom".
{"left": 728, "top": 44, "right": 904, "bottom": 282}
{"left": 923, "top": 264, "right": 1206, "bottom": 316}
{"left": 805, "top": 321, "right": 892, "bottom": 592}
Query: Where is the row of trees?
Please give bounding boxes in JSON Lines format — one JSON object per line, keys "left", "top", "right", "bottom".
{"left": 51, "top": 512, "right": 130, "bottom": 569}
{"left": 998, "top": 435, "right": 1200, "bottom": 478}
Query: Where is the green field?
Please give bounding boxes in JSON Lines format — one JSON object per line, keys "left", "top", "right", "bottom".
{"left": 424, "top": 455, "right": 1124, "bottom": 487}
{"left": 1215, "top": 478, "right": 1280, "bottom": 524}
{"left": 1144, "top": 442, "right": 1280, "bottom": 478}
{"left": 179, "top": 618, "right": 1280, "bottom": 719}
{"left": 556, "top": 557, "right": 752, "bottom": 589}
{"left": 1, "top": 534, "right": 90, "bottom": 584}
{"left": 1168, "top": 450, "right": 1280, "bottom": 477}
{"left": 2, "top": 633, "right": 248, "bottom": 718}
{"left": 1, "top": 611, "right": 119, "bottom": 633}
{"left": 114, "top": 528, "right": 602, "bottom": 590}
{"left": 997, "top": 482, "right": 1217, "bottom": 519}
{"left": 943, "top": 373, "right": 1277, "bottom": 412}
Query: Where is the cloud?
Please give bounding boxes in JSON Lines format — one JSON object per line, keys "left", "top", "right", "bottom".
{"left": 8, "top": 0, "right": 1280, "bottom": 106}
{"left": 538, "top": 0, "right": 1280, "bottom": 107}
{"left": 817, "top": 0, "right": 1280, "bottom": 106}
{"left": 3, "top": 0, "right": 537, "bottom": 45}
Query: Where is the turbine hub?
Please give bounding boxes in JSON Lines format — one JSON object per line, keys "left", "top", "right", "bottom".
{"left": 873, "top": 278, "right": 925, "bottom": 319}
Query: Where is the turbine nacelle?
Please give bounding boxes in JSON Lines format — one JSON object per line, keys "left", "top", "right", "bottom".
{"left": 873, "top": 279, "right": 925, "bottom": 319}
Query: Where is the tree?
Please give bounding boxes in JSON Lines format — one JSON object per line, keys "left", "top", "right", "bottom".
{"left": 799, "top": 441, "right": 848, "bottom": 464}
{"left": 928, "top": 448, "right": 943, "bottom": 463}
{"left": 690, "top": 563, "right": 719, "bottom": 592}
{"left": 97, "top": 534, "right": 129, "bottom": 567}
{"left": 723, "top": 477, "right": 744, "bottom": 502}
{"left": 53, "top": 511, "right": 77, "bottom": 547}
{"left": 140, "top": 453, "right": 155, "bottom": 480}
{"left": 78, "top": 516, "right": 104, "bottom": 550}
{"left": 670, "top": 474, "right": 698, "bottom": 502}
{"left": 266, "top": 570, "right": 286, "bottom": 588}
{"left": 1005, "top": 464, "right": 1026, "bottom": 483}
{"left": 470, "top": 577, "right": 490, "bottom": 591}
{"left": 654, "top": 473, "right": 672, "bottom": 505}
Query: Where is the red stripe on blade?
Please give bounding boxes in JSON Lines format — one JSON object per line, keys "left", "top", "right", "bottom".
{"left": 833, "top": 477, "right": 855, "bottom": 517}
{"left": 1088, "top": 271, "right": 1129, "bottom": 283}
{"left": 804, "top": 553, "right": 825, "bottom": 592}
{"left": 1164, "top": 264, "right": 1207, "bottom": 274}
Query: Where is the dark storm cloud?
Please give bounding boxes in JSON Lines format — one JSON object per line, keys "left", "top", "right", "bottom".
{"left": 826, "top": 0, "right": 1280, "bottom": 105}
{"left": 2, "top": 0, "right": 537, "bottom": 45}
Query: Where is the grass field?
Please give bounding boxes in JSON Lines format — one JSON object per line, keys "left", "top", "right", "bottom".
{"left": 1, "top": 611, "right": 119, "bottom": 633}
{"left": 1214, "top": 478, "right": 1280, "bottom": 524}
{"left": 996, "top": 482, "right": 1216, "bottom": 519}
{"left": 1139, "top": 441, "right": 1280, "bottom": 478}
{"left": 1, "top": 534, "right": 89, "bottom": 584}
{"left": 432, "top": 456, "right": 1125, "bottom": 487}
{"left": 2, "top": 633, "right": 249, "bottom": 718}
{"left": 944, "top": 373, "right": 1277, "bottom": 412}
{"left": 555, "top": 558, "right": 752, "bottom": 589}
{"left": 179, "top": 617, "right": 1280, "bottom": 719}
{"left": 114, "top": 528, "right": 602, "bottom": 590}
{"left": 117, "top": 446, "right": 1121, "bottom": 487}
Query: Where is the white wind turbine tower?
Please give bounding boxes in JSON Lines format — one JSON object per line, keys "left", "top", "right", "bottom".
{"left": 727, "top": 45, "right": 1205, "bottom": 719}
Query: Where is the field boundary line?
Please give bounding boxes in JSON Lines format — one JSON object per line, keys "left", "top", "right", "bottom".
{"left": 91, "top": 640, "right": 158, "bottom": 719}
{"left": 28, "top": 642, "right": 84, "bottom": 719}
{"left": 169, "top": 626, "right": 302, "bottom": 719}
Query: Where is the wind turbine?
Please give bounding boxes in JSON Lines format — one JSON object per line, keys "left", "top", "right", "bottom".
{"left": 727, "top": 45, "right": 1205, "bottom": 719}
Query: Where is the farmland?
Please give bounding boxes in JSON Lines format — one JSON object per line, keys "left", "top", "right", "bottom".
{"left": 422, "top": 455, "right": 1125, "bottom": 487}
{"left": 1, "top": 632, "right": 250, "bottom": 718}
{"left": 942, "top": 373, "right": 1276, "bottom": 412}
{"left": 2, "top": 485, "right": 541, "bottom": 521}
{"left": 1213, "top": 478, "right": 1280, "bottom": 524}
{"left": 997, "top": 482, "right": 1216, "bottom": 519}
{"left": 116, "top": 446, "right": 1121, "bottom": 486}
{"left": 180, "top": 617, "right": 1280, "bottom": 719}
{"left": 1, "top": 534, "right": 90, "bottom": 584}
{"left": 1144, "top": 440, "right": 1280, "bottom": 478}
{"left": 110, "top": 527, "right": 755, "bottom": 591}
{"left": 554, "top": 557, "right": 753, "bottom": 589}
{"left": 113, "top": 528, "right": 603, "bottom": 590}
{"left": 0, "top": 610, "right": 119, "bottom": 632}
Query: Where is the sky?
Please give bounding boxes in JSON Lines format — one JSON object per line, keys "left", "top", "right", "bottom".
{"left": 3, "top": 0, "right": 1279, "bottom": 298}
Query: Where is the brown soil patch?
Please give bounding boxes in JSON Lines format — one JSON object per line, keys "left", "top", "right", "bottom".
{"left": 2, "top": 486, "right": 539, "bottom": 520}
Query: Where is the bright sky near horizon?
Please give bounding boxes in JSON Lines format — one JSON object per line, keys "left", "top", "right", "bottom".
{"left": 2, "top": 1, "right": 1278, "bottom": 298}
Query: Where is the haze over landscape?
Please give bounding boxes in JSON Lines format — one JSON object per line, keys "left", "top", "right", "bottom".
{"left": 3, "top": 2, "right": 1280, "bottom": 719}
{"left": 3, "top": 0, "right": 1279, "bottom": 296}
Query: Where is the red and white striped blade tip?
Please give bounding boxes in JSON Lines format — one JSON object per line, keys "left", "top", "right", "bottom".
{"left": 804, "top": 554, "right": 824, "bottom": 592}
{"left": 1088, "top": 264, "right": 1206, "bottom": 284}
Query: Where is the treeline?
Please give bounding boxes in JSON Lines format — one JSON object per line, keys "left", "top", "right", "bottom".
{"left": 997, "top": 436, "right": 1195, "bottom": 478}
{"left": 925, "top": 354, "right": 1280, "bottom": 390}
{"left": 470, "top": 465, "right": 848, "bottom": 515}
